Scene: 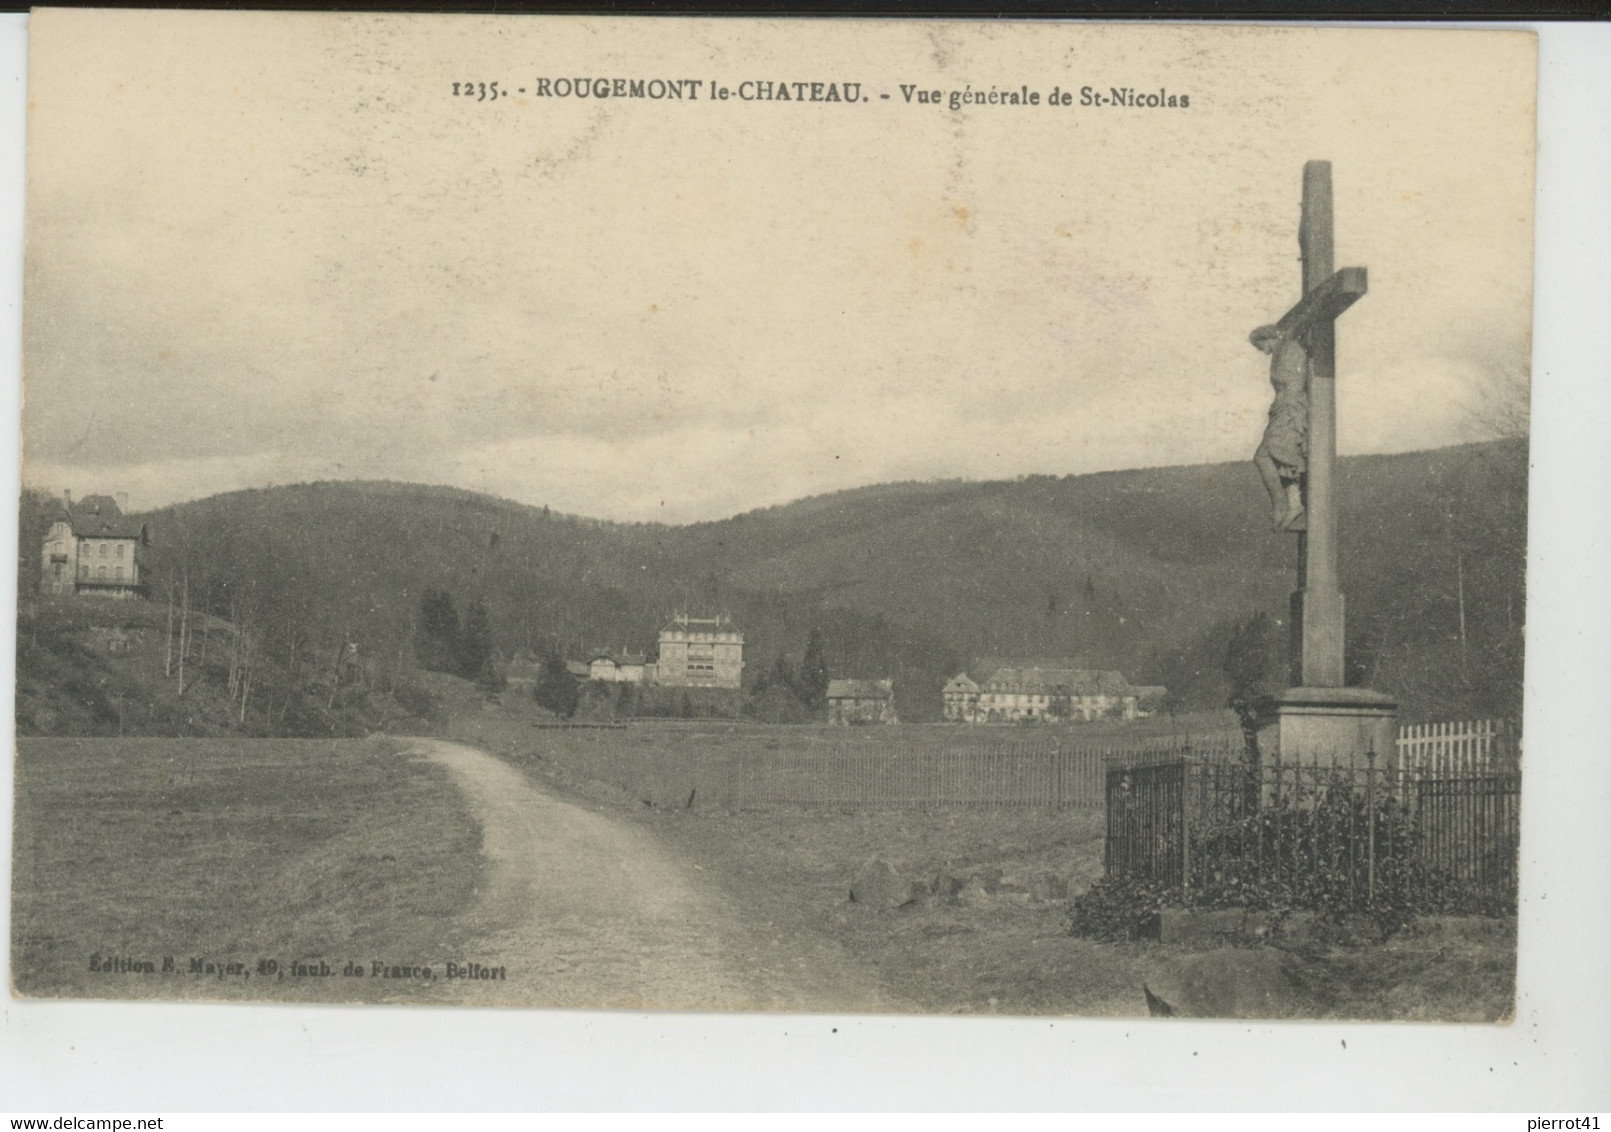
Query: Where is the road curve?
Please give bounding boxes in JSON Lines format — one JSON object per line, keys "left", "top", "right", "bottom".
{"left": 413, "top": 738, "right": 895, "bottom": 1013}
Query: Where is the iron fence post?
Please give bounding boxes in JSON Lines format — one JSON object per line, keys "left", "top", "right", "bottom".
{"left": 1180, "top": 761, "right": 1191, "bottom": 893}
{"left": 1366, "top": 748, "right": 1377, "bottom": 907}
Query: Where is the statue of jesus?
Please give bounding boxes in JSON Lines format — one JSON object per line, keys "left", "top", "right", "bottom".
{"left": 1251, "top": 322, "right": 1309, "bottom": 531}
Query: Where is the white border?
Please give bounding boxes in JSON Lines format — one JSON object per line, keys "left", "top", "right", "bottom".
{"left": 2, "top": 15, "right": 1608, "bottom": 1113}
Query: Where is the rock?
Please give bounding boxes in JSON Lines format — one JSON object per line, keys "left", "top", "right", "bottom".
{"left": 1148, "top": 947, "right": 1308, "bottom": 1019}
{"left": 1147, "top": 907, "right": 1250, "bottom": 944}
{"left": 849, "top": 857, "right": 914, "bottom": 909}
{"left": 932, "top": 869, "right": 964, "bottom": 899}
{"left": 1274, "top": 911, "right": 1319, "bottom": 945}
{"left": 1412, "top": 914, "right": 1515, "bottom": 940}
{"left": 958, "top": 878, "right": 992, "bottom": 905}
{"left": 1029, "top": 870, "right": 1070, "bottom": 901}
{"left": 968, "top": 866, "right": 1005, "bottom": 893}
{"left": 1330, "top": 912, "right": 1388, "bottom": 945}
{"left": 953, "top": 882, "right": 992, "bottom": 908}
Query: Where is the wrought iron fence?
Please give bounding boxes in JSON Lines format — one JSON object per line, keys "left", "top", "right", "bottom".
{"left": 1104, "top": 751, "right": 1520, "bottom": 916}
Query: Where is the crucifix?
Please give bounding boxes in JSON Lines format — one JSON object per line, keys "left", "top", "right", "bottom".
{"left": 1264, "top": 160, "right": 1367, "bottom": 691}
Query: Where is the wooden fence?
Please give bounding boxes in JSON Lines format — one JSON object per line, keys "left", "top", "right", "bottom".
{"left": 734, "top": 742, "right": 1102, "bottom": 809}
{"left": 530, "top": 730, "right": 1243, "bottom": 812}
{"left": 1395, "top": 718, "right": 1517, "bottom": 778}
{"left": 519, "top": 718, "right": 1517, "bottom": 819}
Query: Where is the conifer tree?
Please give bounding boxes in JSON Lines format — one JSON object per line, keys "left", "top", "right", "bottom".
{"left": 800, "top": 628, "right": 831, "bottom": 711}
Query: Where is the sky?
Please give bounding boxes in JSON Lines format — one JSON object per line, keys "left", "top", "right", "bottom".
{"left": 20, "top": 14, "right": 1536, "bottom": 522}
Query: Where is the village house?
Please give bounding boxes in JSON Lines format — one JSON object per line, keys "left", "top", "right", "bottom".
{"left": 651, "top": 613, "right": 744, "bottom": 689}
{"left": 39, "top": 492, "right": 149, "bottom": 599}
{"left": 943, "top": 660, "right": 1165, "bottom": 723}
{"left": 826, "top": 678, "right": 898, "bottom": 726}
{"left": 942, "top": 673, "right": 981, "bottom": 721}
{"left": 501, "top": 652, "right": 542, "bottom": 692}
{"left": 586, "top": 650, "right": 648, "bottom": 683}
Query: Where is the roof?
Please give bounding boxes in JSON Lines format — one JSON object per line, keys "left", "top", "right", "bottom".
{"left": 827, "top": 678, "right": 893, "bottom": 700}
{"left": 589, "top": 651, "right": 647, "bottom": 666}
{"left": 982, "top": 667, "right": 1135, "bottom": 695}
{"left": 943, "top": 673, "right": 979, "bottom": 692}
{"left": 54, "top": 495, "right": 146, "bottom": 540}
{"left": 968, "top": 656, "right": 1091, "bottom": 682}
{"left": 660, "top": 612, "right": 742, "bottom": 635}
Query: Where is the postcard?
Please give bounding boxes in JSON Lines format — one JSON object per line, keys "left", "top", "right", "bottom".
{"left": 13, "top": 10, "right": 1534, "bottom": 1020}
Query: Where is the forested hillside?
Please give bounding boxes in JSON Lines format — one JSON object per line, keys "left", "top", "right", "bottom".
{"left": 16, "top": 439, "right": 1526, "bottom": 730}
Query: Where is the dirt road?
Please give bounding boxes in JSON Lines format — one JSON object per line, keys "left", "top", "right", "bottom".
{"left": 416, "top": 739, "right": 897, "bottom": 1012}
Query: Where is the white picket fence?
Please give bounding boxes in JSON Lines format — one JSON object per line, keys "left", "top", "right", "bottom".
{"left": 1396, "top": 718, "right": 1517, "bottom": 778}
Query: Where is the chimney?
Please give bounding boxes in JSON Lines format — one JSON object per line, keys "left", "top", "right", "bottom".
{"left": 63, "top": 489, "right": 71, "bottom": 508}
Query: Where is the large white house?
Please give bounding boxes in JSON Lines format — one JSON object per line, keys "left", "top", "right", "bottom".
{"left": 651, "top": 613, "right": 744, "bottom": 689}
{"left": 39, "top": 493, "right": 149, "bottom": 599}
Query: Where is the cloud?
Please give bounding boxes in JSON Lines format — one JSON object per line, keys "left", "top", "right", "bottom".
{"left": 20, "top": 16, "right": 1536, "bottom": 523}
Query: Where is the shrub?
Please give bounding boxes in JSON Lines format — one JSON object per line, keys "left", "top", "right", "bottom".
{"left": 1074, "top": 770, "right": 1517, "bottom": 940}
{"left": 1068, "top": 876, "right": 1178, "bottom": 941}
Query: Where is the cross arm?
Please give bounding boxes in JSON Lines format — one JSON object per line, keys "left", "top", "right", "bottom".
{"left": 1274, "top": 266, "right": 1368, "bottom": 340}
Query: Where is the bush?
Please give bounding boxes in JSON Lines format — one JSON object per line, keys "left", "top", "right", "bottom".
{"left": 572, "top": 680, "right": 621, "bottom": 721}
{"left": 1185, "top": 784, "right": 1423, "bottom": 930}
{"left": 390, "top": 681, "right": 445, "bottom": 728}
{"left": 1068, "top": 876, "right": 1179, "bottom": 941}
{"left": 745, "top": 684, "right": 811, "bottom": 724}
{"left": 533, "top": 657, "right": 580, "bottom": 717}
{"left": 1073, "top": 773, "right": 1517, "bottom": 940}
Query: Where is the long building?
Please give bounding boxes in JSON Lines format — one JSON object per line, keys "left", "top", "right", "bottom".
{"left": 944, "top": 660, "right": 1164, "bottom": 723}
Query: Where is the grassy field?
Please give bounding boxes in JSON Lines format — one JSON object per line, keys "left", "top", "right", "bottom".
{"left": 449, "top": 708, "right": 1243, "bottom": 811}
{"left": 10, "top": 711, "right": 1516, "bottom": 1020}
{"left": 11, "top": 737, "right": 484, "bottom": 1003}
{"left": 630, "top": 805, "right": 1516, "bottom": 1020}
{"left": 457, "top": 704, "right": 1514, "bottom": 1021}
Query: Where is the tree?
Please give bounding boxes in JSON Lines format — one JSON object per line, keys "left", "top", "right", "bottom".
{"left": 1224, "top": 613, "right": 1280, "bottom": 765}
{"left": 456, "top": 597, "right": 496, "bottom": 684}
{"left": 415, "top": 589, "right": 459, "bottom": 674}
{"left": 800, "top": 628, "right": 831, "bottom": 712}
{"left": 17, "top": 487, "right": 56, "bottom": 598}
{"left": 534, "top": 656, "right": 579, "bottom": 717}
{"left": 749, "top": 683, "right": 810, "bottom": 724}
{"left": 753, "top": 654, "right": 799, "bottom": 699}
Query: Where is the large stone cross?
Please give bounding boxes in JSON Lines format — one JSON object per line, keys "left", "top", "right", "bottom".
{"left": 1277, "top": 160, "right": 1367, "bottom": 690}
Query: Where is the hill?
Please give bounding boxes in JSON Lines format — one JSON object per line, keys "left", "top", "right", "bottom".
{"left": 16, "top": 439, "right": 1526, "bottom": 731}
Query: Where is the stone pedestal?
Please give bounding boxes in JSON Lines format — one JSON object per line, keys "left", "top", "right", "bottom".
{"left": 1265, "top": 685, "right": 1399, "bottom": 767}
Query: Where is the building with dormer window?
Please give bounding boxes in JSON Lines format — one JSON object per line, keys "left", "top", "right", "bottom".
{"left": 652, "top": 613, "right": 744, "bottom": 689}
{"left": 39, "top": 492, "right": 149, "bottom": 599}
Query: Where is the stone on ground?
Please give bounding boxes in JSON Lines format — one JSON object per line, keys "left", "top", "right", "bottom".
{"left": 849, "top": 856, "right": 915, "bottom": 909}
{"left": 1145, "top": 948, "right": 1308, "bottom": 1019}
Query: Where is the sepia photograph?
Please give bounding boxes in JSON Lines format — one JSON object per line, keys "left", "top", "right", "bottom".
{"left": 11, "top": 10, "right": 1539, "bottom": 1028}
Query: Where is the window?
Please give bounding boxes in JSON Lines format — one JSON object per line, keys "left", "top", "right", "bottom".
{"left": 97, "top": 566, "right": 107, "bottom": 580}
{"left": 115, "top": 566, "right": 124, "bottom": 581}
{"left": 99, "top": 543, "right": 108, "bottom": 557}
{"left": 79, "top": 564, "right": 88, "bottom": 578}
{"left": 116, "top": 544, "right": 125, "bottom": 558}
